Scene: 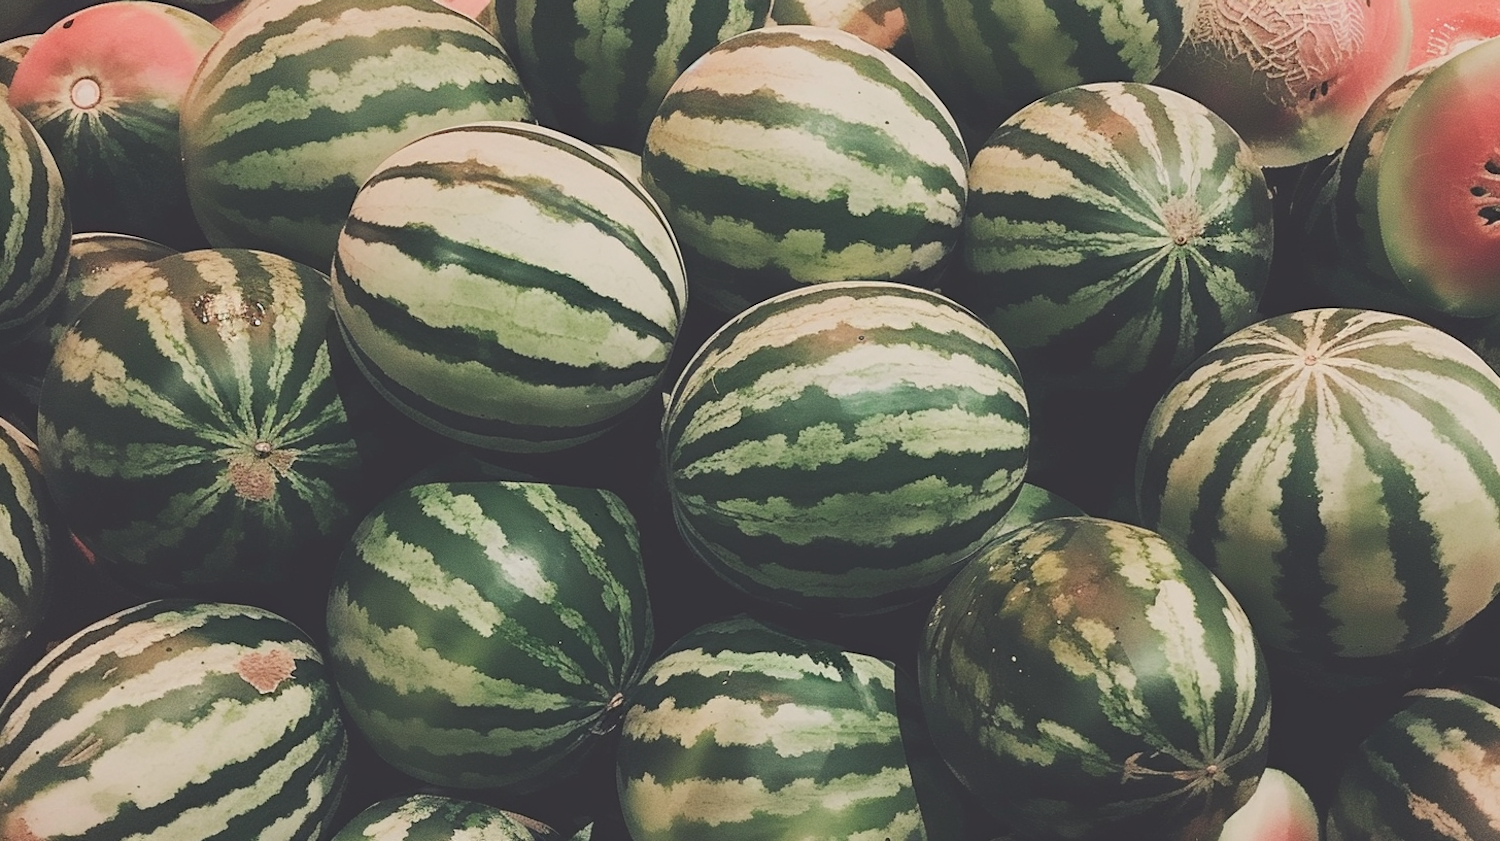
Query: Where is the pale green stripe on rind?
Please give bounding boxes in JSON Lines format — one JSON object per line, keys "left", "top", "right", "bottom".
{"left": 0, "top": 99, "right": 70, "bottom": 344}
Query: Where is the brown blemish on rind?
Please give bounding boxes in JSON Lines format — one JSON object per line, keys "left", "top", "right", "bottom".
{"left": 224, "top": 445, "right": 297, "bottom": 502}
{"left": 237, "top": 648, "right": 296, "bottom": 693}
{"left": 4, "top": 815, "right": 42, "bottom": 841}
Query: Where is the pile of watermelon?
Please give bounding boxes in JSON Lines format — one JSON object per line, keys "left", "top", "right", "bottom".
{"left": 5, "top": 0, "right": 1500, "bottom": 838}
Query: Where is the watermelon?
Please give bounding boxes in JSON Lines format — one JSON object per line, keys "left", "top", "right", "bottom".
{"left": 0, "top": 599, "right": 350, "bottom": 840}
{"left": 0, "top": 34, "right": 37, "bottom": 94}
{"left": 0, "top": 99, "right": 71, "bottom": 352}
{"left": 1325, "top": 687, "right": 1500, "bottom": 841}
{"left": 1135, "top": 307, "right": 1500, "bottom": 659}
{"left": 0, "top": 417, "right": 50, "bottom": 673}
{"left": 330, "top": 793, "right": 550, "bottom": 840}
{"left": 948, "top": 80, "right": 1274, "bottom": 403}
{"left": 1406, "top": 0, "right": 1500, "bottom": 68}
{"left": 615, "top": 614, "right": 961, "bottom": 841}
{"left": 178, "top": 0, "right": 534, "bottom": 270}
{"left": 492, "top": 0, "right": 772, "bottom": 149}
{"left": 640, "top": 24, "right": 967, "bottom": 315}
{"left": 900, "top": 0, "right": 1195, "bottom": 145}
{"left": 0, "top": 231, "right": 178, "bottom": 432}
{"left": 1345, "top": 35, "right": 1500, "bottom": 316}
{"left": 1153, "top": 0, "right": 1414, "bottom": 169}
{"left": 767, "top": 0, "right": 909, "bottom": 53}
{"left": 918, "top": 515, "right": 1272, "bottom": 841}
{"left": 6, "top": 0, "right": 220, "bottom": 247}
{"left": 661, "top": 280, "right": 1030, "bottom": 616}
{"left": 330, "top": 120, "right": 687, "bottom": 454}
{"left": 35, "top": 247, "right": 367, "bottom": 598}
{"left": 323, "top": 479, "right": 655, "bottom": 792}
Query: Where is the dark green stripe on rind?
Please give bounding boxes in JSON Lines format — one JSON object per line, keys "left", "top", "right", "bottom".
{"left": 324, "top": 480, "right": 654, "bottom": 791}
{"left": 902, "top": 0, "right": 1192, "bottom": 143}
{"left": 950, "top": 81, "right": 1272, "bottom": 398}
{"left": 0, "top": 101, "right": 71, "bottom": 349}
{"left": 641, "top": 25, "right": 967, "bottom": 314}
{"left": 34, "top": 248, "right": 365, "bottom": 597}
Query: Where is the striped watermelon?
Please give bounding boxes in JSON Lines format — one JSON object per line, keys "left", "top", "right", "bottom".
{"left": 0, "top": 35, "right": 37, "bottom": 95}
{"left": 330, "top": 793, "right": 549, "bottom": 840}
{"left": 615, "top": 614, "right": 958, "bottom": 841}
{"left": 492, "top": 0, "right": 772, "bottom": 149}
{"left": 7, "top": 1, "right": 220, "bottom": 247}
{"left": 0, "top": 99, "right": 71, "bottom": 352}
{"left": 178, "top": 0, "right": 534, "bottom": 270}
{"left": 331, "top": 121, "right": 687, "bottom": 454}
{"left": 948, "top": 80, "right": 1274, "bottom": 402}
{"left": 0, "top": 599, "right": 350, "bottom": 840}
{"left": 35, "top": 247, "right": 367, "bottom": 598}
{"left": 1135, "top": 307, "right": 1500, "bottom": 658}
{"left": 323, "top": 479, "right": 655, "bottom": 792}
{"left": 918, "top": 515, "right": 1272, "bottom": 841}
{"left": 640, "top": 24, "right": 968, "bottom": 315}
{"left": 900, "top": 0, "right": 1195, "bottom": 144}
{"left": 0, "top": 417, "right": 50, "bottom": 673}
{"left": 1325, "top": 687, "right": 1500, "bottom": 841}
{"left": 0, "top": 232, "right": 178, "bottom": 433}
{"left": 661, "top": 280, "right": 1030, "bottom": 616}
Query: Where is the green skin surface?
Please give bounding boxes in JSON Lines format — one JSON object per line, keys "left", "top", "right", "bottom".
{"left": 325, "top": 480, "right": 655, "bottom": 793}
{"left": 918, "top": 516, "right": 1272, "bottom": 841}
{"left": 35, "top": 248, "right": 366, "bottom": 598}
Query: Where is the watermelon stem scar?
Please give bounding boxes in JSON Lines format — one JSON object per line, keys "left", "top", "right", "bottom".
{"left": 69, "top": 76, "right": 101, "bottom": 109}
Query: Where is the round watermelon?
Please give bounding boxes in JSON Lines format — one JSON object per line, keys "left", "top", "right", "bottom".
{"left": 1136, "top": 307, "right": 1500, "bottom": 658}
{"left": 36, "top": 247, "right": 367, "bottom": 598}
{"left": 918, "top": 515, "right": 1272, "bottom": 841}
{"left": 662, "top": 280, "right": 1030, "bottom": 616}
{"left": 331, "top": 120, "right": 687, "bottom": 454}
{"left": 324, "top": 479, "right": 655, "bottom": 792}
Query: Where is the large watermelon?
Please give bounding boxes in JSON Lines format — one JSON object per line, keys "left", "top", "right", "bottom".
{"left": 324, "top": 479, "right": 655, "bottom": 792}
{"left": 918, "top": 515, "right": 1272, "bottom": 841}
{"left": 178, "top": 0, "right": 534, "bottom": 270}
{"left": 0, "top": 599, "right": 350, "bottom": 840}
{"left": 35, "top": 248, "right": 367, "bottom": 598}
{"left": 640, "top": 24, "right": 967, "bottom": 315}
{"left": 661, "top": 280, "right": 1030, "bottom": 616}
{"left": 331, "top": 120, "right": 687, "bottom": 454}
{"left": 948, "top": 80, "right": 1274, "bottom": 402}
{"left": 1136, "top": 307, "right": 1500, "bottom": 658}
